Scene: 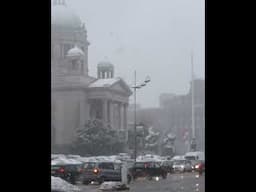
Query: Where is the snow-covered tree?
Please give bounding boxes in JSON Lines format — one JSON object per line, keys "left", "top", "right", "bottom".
{"left": 72, "top": 119, "right": 125, "bottom": 156}
{"left": 144, "top": 127, "right": 160, "bottom": 153}
{"left": 162, "top": 132, "right": 176, "bottom": 156}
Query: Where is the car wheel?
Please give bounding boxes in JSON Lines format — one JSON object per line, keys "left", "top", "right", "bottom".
{"left": 98, "top": 177, "right": 105, "bottom": 184}
{"left": 83, "top": 180, "right": 90, "bottom": 185}
{"left": 162, "top": 174, "right": 167, "bottom": 179}
{"left": 127, "top": 175, "right": 132, "bottom": 184}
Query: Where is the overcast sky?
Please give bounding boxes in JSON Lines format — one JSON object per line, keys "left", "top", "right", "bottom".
{"left": 67, "top": 0, "right": 205, "bottom": 108}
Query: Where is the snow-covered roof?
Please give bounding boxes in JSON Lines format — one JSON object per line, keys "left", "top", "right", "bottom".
{"left": 89, "top": 78, "right": 120, "bottom": 88}
{"left": 171, "top": 155, "right": 185, "bottom": 161}
{"left": 136, "top": 154, "right": 163, "bottom": 162}
{"left": 52, "top": 157, "right": 83, "bottom": 165}
{"left": 51, "top": 176, "right": 81, "bottom": 192}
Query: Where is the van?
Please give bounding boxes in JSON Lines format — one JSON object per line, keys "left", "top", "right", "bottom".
{"left": 184, "top": 151, "right": 205, "bottom": 161}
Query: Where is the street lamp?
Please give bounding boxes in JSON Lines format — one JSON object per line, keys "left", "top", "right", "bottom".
{"left": 131, "top": 71, "right": 150, "bottom": 163}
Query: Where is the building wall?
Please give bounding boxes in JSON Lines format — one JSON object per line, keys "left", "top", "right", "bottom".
{"left": 51, "top": 90, "right": 90, "bottom": 145}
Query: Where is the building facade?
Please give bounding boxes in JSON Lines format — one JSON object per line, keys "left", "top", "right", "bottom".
{"left": 159, "top": 79, "right": 205, "bottom": 154}
{"left": 51, "top": 0, "right": 132, "bottom": 152}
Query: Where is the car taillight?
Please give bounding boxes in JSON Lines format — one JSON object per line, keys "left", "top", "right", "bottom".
{"left": 58, "top": 168, "right": 65, "bottom": 173}
{"left": 93, "top": 168, "right": 99, "bottom": 174}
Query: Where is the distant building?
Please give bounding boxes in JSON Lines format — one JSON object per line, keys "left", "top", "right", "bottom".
{"left": 159, "top": 93, "right": 177, "bottom": 108}
{"left": 51, "top": 1, "right": 132, "bottom": 153}
{"left": 126, "top": 79, "right": 205, "bottom": 155}
{"left": 159, "top": 79, "right": 205, "bottom": 154}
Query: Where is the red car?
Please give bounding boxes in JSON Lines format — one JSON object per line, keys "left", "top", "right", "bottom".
{"left": 194, "top": 161, "right": 205, "bottom": 174}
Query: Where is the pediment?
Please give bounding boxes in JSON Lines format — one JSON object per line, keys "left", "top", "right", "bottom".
{"left": 110, "top": 79, "right": 132, "bottom": 96}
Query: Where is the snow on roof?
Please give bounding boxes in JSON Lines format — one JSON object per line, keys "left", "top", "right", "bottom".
{"left": 136, "top": 154, "right": 163, "bottom": 162}
{"left": 185, "top": 151, "right": 204, "bottom": 156}
{"left": 171, "top": 155, "right": 185, "bottom": 160}
{"left": 51, "top": 176, "right": 81, "bottom": 192}
{"left": 89, "top": 78, "right": 120, "bottom": 88}
{"left": 52, "top": 157, "right": 83, "bottom": 165}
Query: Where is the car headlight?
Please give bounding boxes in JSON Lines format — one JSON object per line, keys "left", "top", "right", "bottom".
{"left": 181, "top": 165, "right": 184, "bottom": 168}
{"left": 195, "top": 165, "right": 199, "bottom": 169}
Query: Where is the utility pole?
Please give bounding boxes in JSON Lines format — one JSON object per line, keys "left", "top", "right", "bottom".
{"left": 134, "top": 70, "right": 137, "bottom": 163}
{"left": 190, "top": 51, "right": 197, "bottom": 152}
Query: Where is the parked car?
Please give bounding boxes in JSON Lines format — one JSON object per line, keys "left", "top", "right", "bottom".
{"left": 129, "top": 161, "right": 168, "bottom": 180}
{"left": 81, "top": 161, "right": 132, "bottom": 185}
{"left": 51, "top": 163, "right": 84, "bottom": 184}
{"left": 172, "top": 160, "right": 193, "bottom": 173}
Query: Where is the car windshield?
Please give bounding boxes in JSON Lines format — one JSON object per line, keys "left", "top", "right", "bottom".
{"left": 185, "top": 156, "right": 197, "bottom": 161}
{"left": 173, "top": 161, "right": 186, "bottom": 165}
{"left": 84, "top": 162, "right": 96, "bottom": 169}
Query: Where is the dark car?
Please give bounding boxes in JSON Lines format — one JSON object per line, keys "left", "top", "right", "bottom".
{"left": 51, "top": 163, "right": 84, "bottom": 184}
{"left": 161, "top": 160, "right": 174, "bottom": 173}
{"left": 129, "top": 161, "right": 168, "bottom": 180}
{"left": 81, "top": 161, "right": 131, "bottom": 185}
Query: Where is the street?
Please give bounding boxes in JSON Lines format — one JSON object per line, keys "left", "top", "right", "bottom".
{"left": 77, "top": 172, "right": 205, "bottom": 192}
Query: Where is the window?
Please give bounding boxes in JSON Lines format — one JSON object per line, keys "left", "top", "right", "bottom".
{"left": 84, "top": 162, "right": 96, "bottom": 169}
{"left": 99, "top": 163, "right": 114, "bottom": 170}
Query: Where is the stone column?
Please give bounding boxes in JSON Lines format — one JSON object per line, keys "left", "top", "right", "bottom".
{"left": 109, "top": 100, "right": 114, "bottom": 129}
{"left": 120, "top": 103, "right": 124, "bottom": 130}
{"left": 118, "top": 102, "right": 122, "bottom": 129}
{"left": 123, "top": 103, "right": 128, "bottom": 142}
{"left": 102, "top": 99, "right": 108, "bottom": 123}
{"left": 123, "top": 103, "right": 127, "bottom": 130}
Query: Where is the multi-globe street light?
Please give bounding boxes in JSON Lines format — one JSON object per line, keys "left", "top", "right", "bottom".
{"left": 131, "top": 71, "right": 150, "bottom": 162}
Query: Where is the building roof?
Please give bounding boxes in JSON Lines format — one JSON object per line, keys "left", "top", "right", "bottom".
{"left": 88, "top": 77, "right": 120, "bottom": 88}
{"left": 98, "top": 61, "right": 114, "bottom": 69}
{"left": 51, "top": 2, "right": 82, "bottom": 29}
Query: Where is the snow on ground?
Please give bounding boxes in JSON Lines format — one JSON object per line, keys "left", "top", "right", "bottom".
{"left": 99, "top": 181, "right": 129, "bottom": 191}
{"left": 51, "top": 176, "right": 81, "bottom": 192}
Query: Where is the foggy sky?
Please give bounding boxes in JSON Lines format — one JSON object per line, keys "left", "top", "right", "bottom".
{"left": 68, "top": 0, "right": 205, "bottom": 108}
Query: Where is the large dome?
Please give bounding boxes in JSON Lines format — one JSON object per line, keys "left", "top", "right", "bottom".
{"left": 51, "top": 3, "right": 82, "bottom": 29}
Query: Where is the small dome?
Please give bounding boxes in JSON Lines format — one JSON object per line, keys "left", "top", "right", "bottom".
{"left": 51, "top": 2, "right": 82, "bottom": 29}
{"left": 98, "top": 61, "right": 114, "bottom": 68}
{"left": 67, "top": 45, "right": 84, "bottom": 57}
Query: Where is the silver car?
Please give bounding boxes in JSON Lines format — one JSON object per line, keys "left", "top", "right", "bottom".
{"left": 172, "top": 160, "right": 192, "bottom": 173}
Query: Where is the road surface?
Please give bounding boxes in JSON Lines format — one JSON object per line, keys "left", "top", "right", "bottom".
{"left": 77, "top": 172, "right": 205, "bottom": 192}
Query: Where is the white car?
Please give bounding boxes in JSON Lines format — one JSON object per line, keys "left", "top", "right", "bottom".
{"left": 172, "top": 160, "right": 192, "bottom": 173}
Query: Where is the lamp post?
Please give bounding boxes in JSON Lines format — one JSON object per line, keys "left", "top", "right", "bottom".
{"left": 131, "top": 71, "right": 150, "bottom": 162}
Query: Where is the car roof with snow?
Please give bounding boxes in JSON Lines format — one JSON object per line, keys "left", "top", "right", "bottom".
{"left": 51, "top": 158, "right": 83, "bottom": 165}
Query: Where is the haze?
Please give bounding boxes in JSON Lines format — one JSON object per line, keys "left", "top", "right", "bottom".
{"left": 68, "top": 0, "right": 205, "bottom": 108}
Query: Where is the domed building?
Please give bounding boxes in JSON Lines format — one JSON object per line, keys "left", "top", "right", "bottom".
{"left": 51, "top": 0, "right": 132, "bottom": 153}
